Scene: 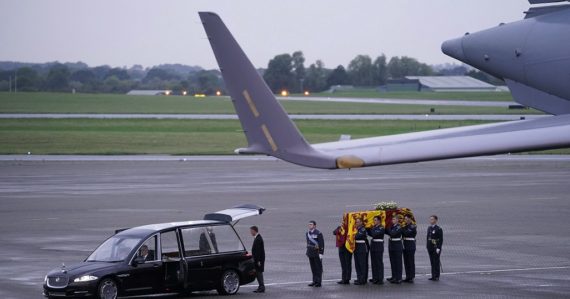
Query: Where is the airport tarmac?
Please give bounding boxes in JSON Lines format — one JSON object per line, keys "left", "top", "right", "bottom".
{"left": 0, "top": 114, "right": 543, "bottom": 121}
{"left": 0, "top": 156, "right": 569, "bottom": 298}
{"left": 279, "top": 96, "right": 514, "bottom": 107}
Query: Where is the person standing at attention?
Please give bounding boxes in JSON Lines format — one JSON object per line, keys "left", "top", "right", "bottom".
{"left": 306, "top": 220, "right": 324, "bottom": 287}
{"left": 250, "top": 226, "right": 265, "bottom": 293}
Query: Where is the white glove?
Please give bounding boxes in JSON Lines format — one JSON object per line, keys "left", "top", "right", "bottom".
{"left": 436, "top": 249, "right": 441, "bottom": 254}
{"left": 319, "top": 254, "right": 323, "bottom": 260}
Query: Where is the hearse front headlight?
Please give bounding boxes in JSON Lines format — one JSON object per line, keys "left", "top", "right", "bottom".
{"left": 44, "top": 275, "right": 47, "bottom": 283}
{"left": 73, "top": 275, "right": 98, "bottom": 283}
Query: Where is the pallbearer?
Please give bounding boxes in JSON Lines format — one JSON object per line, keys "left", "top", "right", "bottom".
{"left": 427, "top": 215, "right": 443, "bottom": 281}
{"left": 402, "top": 215, "right": 417, "bottom": 283}
{"left": 333, "top": 219, "right": 352, "bottom": 285}
{"left": 353, "top": 218, "right": 369, "bottom": 285}
{"left": 387, "top": 214, "right": 403, "bottom": 284}
{"left": 367, "top": 215, "right": 385, "bottom": 285}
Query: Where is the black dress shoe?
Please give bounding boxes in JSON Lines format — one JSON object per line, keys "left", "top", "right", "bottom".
{"left": 337, "top": 280, "right": 345, "bottom": 284}
{"left": 342, "top": 280, "right": 350, "bottom": 285}
{"left": 386, "top": 278, "right": 394, "bottom": 282}
{"left": 390, "top": 280, "right": 402, "bottom": 284}
{"left": 314, "top": 283, "right": 321, "bottom": 287}
{"left": 308, "top": 282, "right": 316, "bottom": 287}
{"left": 403, "top": 279, "right": 414, "bottom": 283}
{"left": 429, "top": 277, "right": 438, "bottom": 281}
{"left": 353, "top": 281, "right": 364, "bottom": 285}
{"left": 374, "top": 281, "right": 384, "bottom": 285}
{"left": 253, "top": 289, "right": 265, "bottom": 293}
{"left": 369, "top": 279, "right": 377, "bottom": 283}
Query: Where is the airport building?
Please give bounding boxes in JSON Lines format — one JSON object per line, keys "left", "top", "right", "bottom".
{"left": 126, "top": 90, "right": 172, "bottom": 96}
{"left": 385, "top": 76, "right": 498, "bottom": 92}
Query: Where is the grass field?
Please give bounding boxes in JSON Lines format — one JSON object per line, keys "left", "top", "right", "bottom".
{"left": 0, "top": 118, "right": 491, "bottom": 155}
{"left": 0, "top": 92, "right": 540, "bottom": 115}
{"left": 1, "top": 118, "right": 567, "bottom": 155}
{"left": 309, "top": 90, "right": 514, "bottom": 102}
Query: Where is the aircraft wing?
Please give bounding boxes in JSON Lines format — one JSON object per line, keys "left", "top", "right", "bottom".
{"left": 313, "top": 115, "right": 570, "bottom": 168}
{"left": 199, "top": 12, "right": 570, "bottom": 170}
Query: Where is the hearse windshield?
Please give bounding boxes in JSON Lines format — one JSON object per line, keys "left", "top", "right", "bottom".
{"left": 86, "top": 236, "right": 141, "bottom": 262}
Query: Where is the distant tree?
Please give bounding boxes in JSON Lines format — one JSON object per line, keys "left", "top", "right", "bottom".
{"left": 292, "top": 51, "right": 306, "bottom": 92}
{"left": 143, "top": 68, "right": 180, "bottom": 82}
{"left": 45, "top": 64, "right": 71, "bottom": 91}
{"left": 15, "top": 67, "right": 41, "bottom": 91}
{"left": 263, "top": 54, "right": 295, "bottom": 93}
{"left": 192, "top": 70, "right": 223, "bottom": 94}
{"left": 91, "top": 65, "right": 111, "bottom": 80}
{"left": 71, "top": 69, "right": 96, "bottom": 84}
{"left": 105, "top": 68, "right": 130, "bottom": 80}
{"left": 372, "top": 54, "right": 388, "bottom": 85}
{"left": 326, "top": 65, "right": 350, "bottom": 87}
{"left": 388, "top": 56, "right": 433, "bottom": 79}
{"left": 304, "top": 60, "right": 329, "bottom": 92}
{"left": 348, "top": 55, "right": 374, "bottom": 86}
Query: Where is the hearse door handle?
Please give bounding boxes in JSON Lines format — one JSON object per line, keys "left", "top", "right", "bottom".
{"left": 153, "top": 263, "right": 160, "bottom": 268}
{"left": 200, "top": 261, "right": 204, "bottom": 267}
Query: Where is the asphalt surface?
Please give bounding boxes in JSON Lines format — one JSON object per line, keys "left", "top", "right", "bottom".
{"left": 0, "top": 114, "right": 543, "bottom": 121}
{"left": 279, "top": 96, "right": 515, "bottom": 107}
{"left": 0, "top": 156, "right": 569, "bottom": 298}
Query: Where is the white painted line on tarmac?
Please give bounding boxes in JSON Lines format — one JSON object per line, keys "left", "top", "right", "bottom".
{"left": 242, "top": 265, "right": 570, "bottom": 287}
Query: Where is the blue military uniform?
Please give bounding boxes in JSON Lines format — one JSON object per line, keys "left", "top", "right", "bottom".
{"left": 367, "top": 224, "right": 385, "bottom": 284}
{"left": 353, "top": 226, "right": 369, "bottom": 285}
{"left": 306, "top": 229, "right": 324, "bottom": 286}
{"left": 387, "top": 223, "right": 403, "bottom": 283}
{"left": 427, "top": 225, "right": 443, "bottom": 280}
{"left": 402, "top": 223, "right": 417, "bottom": 282}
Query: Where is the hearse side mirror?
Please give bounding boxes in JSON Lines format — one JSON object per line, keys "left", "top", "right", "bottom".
{"left": 131, "top": 256, "right": 145, "bottom": 267}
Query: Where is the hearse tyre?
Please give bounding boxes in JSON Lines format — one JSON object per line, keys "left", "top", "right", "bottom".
{"left": 217, "top": 269, "right": 241, "bottom": 295}
{"left": 97, "top": 277, "right": 118, "bottom": 299}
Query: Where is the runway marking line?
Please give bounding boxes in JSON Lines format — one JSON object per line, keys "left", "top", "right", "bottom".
{"left": 242, "top": 265, "right": 570, "bottom": 287}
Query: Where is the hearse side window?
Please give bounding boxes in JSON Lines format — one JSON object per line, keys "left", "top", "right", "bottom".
{"left": 161, "top": 231, "right": 180, "bottom": 260}
{"left": 181, "top": 227, "right": 216, "bottom": 256}
{"left": 135, "top": 235, "right": 158, "bottom": 262}
{"left": 210, "top": 225, "right": 245, "bottom": 253}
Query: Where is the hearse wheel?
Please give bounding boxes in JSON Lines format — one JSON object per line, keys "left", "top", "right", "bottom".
{"left": 98, "top": 278, "right": 118, "bottom": 299}
{"left": 217, "top": 269, "right": 240, "bottom": 295}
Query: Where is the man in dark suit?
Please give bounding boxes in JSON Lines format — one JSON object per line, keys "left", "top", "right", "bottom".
{"left": 427, "top": 215, "right": 443, "bottom": 281}
{"left": 250, "top": 226, "right": 265, "bottom": 293}
{"left": 138, "top": 245, "right": 154, "bottom": 262}
{"left": 306, "top": 220, "right": 324, "bottom": 287}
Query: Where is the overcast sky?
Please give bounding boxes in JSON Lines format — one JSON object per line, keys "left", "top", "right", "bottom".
{"left": 0, "top": 0, "right": 531, "bottom": 69}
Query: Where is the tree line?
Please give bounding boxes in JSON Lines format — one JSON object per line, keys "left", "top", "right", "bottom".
{"left": 0, "top": 62, "right": 224, "bottom": 94}
{"left": 0, "top": 53, "right": 501, "bottom": 95}
{"left": 262, "top": 51, "right": 502, "bottom": 94}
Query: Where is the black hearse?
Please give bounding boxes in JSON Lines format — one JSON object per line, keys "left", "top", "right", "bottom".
{"left": 43, "top": 205, "right": 265, "bottom": 298}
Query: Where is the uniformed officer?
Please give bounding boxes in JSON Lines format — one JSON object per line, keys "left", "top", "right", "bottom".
{"left": 402, "top": 214, "right": 417, "bottom": 283}
{"left": 333, "top": 219, "right": 352, "bottom": 285}
{"left": 353, "top": 218, "right": 369, "bottom": 285}
{"left": 367, "top": 215, "right": 385, "bottom": 285}
{"left": 427, "top": 215, "right": 443, "bottom": 281}
{"left": 306, "top": 220, "right": 324, "bottom": 287}
{"left": 387, "top": 214, "right": 403, "bottom": 284}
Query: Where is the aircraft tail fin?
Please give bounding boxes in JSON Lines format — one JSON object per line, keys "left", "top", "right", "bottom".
{"left": 199, "top": 12, "right": 335, "bottom": 169}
